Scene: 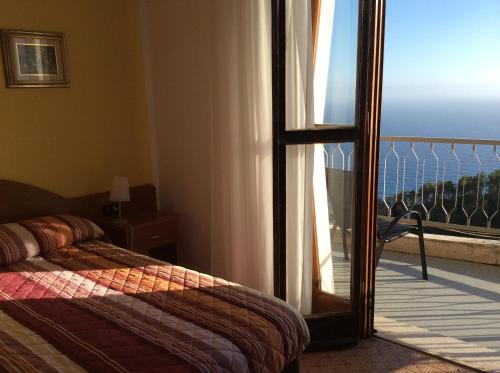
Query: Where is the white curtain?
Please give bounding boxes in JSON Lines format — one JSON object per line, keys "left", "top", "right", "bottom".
{"left": 209, "top": 0, "right": 315, "bottom": 311}
{"left": 210, "top": 0, "right": 274, "bottom": 294}
{"left": 285, "top": 0, "right": 315, "bottom": 314}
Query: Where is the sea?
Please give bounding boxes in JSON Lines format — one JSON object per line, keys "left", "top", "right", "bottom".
{"left": 378, "top": 98, "right": 500, "bottom": 200}
{"left": 381, "top": 98, "right": 500, "bottom": 139}
{"left": 323, "top": 98, "right": 500, "bottom": 200}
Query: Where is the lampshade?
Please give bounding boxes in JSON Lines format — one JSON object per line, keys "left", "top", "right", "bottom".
{"left": 109, "top": 176, "right": 130, "bottom": 202}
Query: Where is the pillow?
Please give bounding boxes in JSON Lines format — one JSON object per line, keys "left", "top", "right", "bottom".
{"left": 20, "top": 215, "right": 104, "bottom": 253}
{"left": 55, "top": 215, "right": 104, "bottom": 243}
{"left": 0, "top": 223, "right": 40, "bottom": 266}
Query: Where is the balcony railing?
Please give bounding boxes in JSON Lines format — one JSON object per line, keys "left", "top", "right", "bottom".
{"left": 379, "top": 136, "right": 500, "bottom": 235}
{"left": 323, "top": 137, "right": 500, "bottom": 235}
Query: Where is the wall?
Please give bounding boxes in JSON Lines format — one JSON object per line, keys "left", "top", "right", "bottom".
{"left": 0, "top": 0, "right": 152, "bottom": 197}
{"left": 386, "top": 233, "right": 500, "bottom": 266}
{"left": 141, "top": 0, "right": 213, "bottom": 273}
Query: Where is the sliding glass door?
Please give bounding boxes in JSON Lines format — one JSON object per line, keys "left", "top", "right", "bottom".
{"left": 272, "top": 0, "right": 386, "bottom": 347}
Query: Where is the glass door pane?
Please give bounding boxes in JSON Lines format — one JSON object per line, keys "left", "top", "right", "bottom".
{"left": 286, "top": 142, "right": 355, "bottom": 316}
{"left": 285, "top": 0, "right": 359, "bottom": 130}
{"left": 273, "top": 0, "right": 385, "bottom": 343}
{"left": 314, "top": 0, "right": 359, "bottom": 127}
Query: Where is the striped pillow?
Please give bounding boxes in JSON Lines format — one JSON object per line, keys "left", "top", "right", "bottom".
{"left": 20, "top": 215, "right": 104, "bottom": 253}
{"left": 56, "top": 215, "right": 104, "bottom": 243}
{"left": 0, "top": 223, "right": 40, "bottom": 266}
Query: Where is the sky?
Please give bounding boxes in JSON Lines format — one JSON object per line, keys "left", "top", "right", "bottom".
{"left": 323, "top": 0, "right": 358, "bottom": 124}
{"left": 320, "top": 0, "right": 500, "bottom": 137}
{"left": 383, "top": 0, "right": 500, "bottom": 102}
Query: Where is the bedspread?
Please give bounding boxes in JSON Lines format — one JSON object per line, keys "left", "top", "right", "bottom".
{"left": 0, "top": 241, "right": 309, "bottom": 373}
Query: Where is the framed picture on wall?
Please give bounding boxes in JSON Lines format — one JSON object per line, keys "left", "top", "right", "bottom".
{"left": 1, "top": 30, "right": 69, "bottom": 88}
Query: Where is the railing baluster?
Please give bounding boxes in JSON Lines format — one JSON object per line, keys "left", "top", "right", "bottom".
{"left": 378, "top": 136, "right": 500, "bottom": 233}
{"left": 419, "top": 143, "right": 439, "bottom": 221}
{"left": 481, "top": 147, "right": 490, "bottom": 224}
{"left": 330, "top": 143, "right": 345, "bottom": 171}
{"left": 461, "top": 144, "right": 482, "bottom": 226}
{"left": 382, "top": 141, "right": 400, "bottom": 216}
{"left": 402, "top": 142, "right": 418, "bottom": 211}
{"left": 490, "top": 146, "right": 500, "bottom": 228}
{"left": 347, "top": 149, "right": 353, "bottom": 172}
{"left": 441, "top": 143, "right": 460, "bottom": 223}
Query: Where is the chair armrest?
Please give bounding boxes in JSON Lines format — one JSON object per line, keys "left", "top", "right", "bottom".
{"left": 379, "top": 210, "right": 423, "bottom": 242}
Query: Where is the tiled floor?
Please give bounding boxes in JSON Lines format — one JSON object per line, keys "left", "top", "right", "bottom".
{"left": 300, "top": 337, "right": 474, "bottom": 372}
{"left": 375, "top": 251, "right": 500, "bottom": 371}
{"left": 376, "top": 251, "right": 500, "bottom": 350}
{"left": 324, "top": 236, "right": 500, "bottom": 370}
{"left": 375, "top": 315, "right": 500, "bottom": 372}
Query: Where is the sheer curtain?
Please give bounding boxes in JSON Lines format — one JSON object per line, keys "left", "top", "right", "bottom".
{"left": 210, "top": 0, "right": 274, "bottom": 294}
{"left": 210, "top": 0, "right": 315, "bottom": 308}
{"left": 285, "top": 0, "right": 315, "bottom": 314}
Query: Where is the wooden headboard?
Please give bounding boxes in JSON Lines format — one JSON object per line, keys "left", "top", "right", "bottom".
{"left": 0, "top": 180, "right": 157, "bottom": 223}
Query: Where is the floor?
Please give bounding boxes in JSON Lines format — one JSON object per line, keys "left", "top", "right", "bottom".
{"left": 331, "top": 245, "right": 351, "bottom": 299}
{"left": 375, "top": 251, "right": 500, "bottom": 372}
{"left": 300, "top": 337, "right": 475, "bottom": 372}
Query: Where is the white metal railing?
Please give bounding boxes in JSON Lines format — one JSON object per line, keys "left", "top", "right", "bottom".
{"left": 379, "top": 136, "right": 500, "bottom": 233}
{"left": 323, "top": 143, "right": 354, "bottom": 171}
{"left": 323, "top": 138, "right": 500, "bottom": 234}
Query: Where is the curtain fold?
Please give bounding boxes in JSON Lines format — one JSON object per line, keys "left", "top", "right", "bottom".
{"left": 285, "top": 0, "right": 315, "bottom": 314}
{"left": 209, "top": 0, "right": 315, "bottom": 310}
{"left": 210, "top": 0, "right": 273, "bottom": 294}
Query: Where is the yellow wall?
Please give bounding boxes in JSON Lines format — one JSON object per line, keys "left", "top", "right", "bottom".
{"left": 0, "top": 0, "right": 152, "bottom": 197}
{"left": 142, "top": 0, "right": 213, "bottom": 272}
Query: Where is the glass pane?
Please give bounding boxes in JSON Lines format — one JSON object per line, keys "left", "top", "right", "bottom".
{"left": 285, "top": 0, "right": 359, "bottom": 130}
{"left": 314, "top": 0, "right": 359, "bottom": 126}
{"left": 286, "top": 143, "right": 355, "bottom": 316}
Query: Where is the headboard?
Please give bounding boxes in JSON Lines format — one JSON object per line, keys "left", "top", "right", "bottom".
{"left": 0, "top": 179, "right": 157, "bottom": 224}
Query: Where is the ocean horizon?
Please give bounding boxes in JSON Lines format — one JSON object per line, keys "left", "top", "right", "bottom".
{"left": 378, "top": 97, "right": 500, "bottom": 204}
{"left": 323, "top": 98, "right": 500, "bottom": 206}
{"left": 381, "top": 97, "right": 500, "bottom": 139}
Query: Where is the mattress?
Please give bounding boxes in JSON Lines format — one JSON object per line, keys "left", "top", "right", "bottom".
{"left": 0, "top": 240, "right": 309, "bottom": 372}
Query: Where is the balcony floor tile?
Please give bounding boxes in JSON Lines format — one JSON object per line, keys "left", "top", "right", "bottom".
{"left": 375, "top": 251, "right": 500, "bottom": 371}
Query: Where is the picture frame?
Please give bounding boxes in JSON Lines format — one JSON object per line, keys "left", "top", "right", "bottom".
{"left": 1, "top": 30, "right": 69, "bottom": 88}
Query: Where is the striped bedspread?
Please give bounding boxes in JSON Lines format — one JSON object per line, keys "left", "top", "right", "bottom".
{"left": 0, "top": 241, "right": 309, "bottom": 373}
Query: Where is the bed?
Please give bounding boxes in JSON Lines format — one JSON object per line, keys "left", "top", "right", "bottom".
{"left": 0, "top": 181, "right": 309, "bottom": 372}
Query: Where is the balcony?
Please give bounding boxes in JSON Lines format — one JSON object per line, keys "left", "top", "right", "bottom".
{"left": 325, "top": 136, "right": 500, "bottom": 370}
{"left": 377, "top": 136, "right": 500, "bottom": 371}
{"left": 377, "top": 136, "right": 500, "bottom": 264}
{"left": 375, "top": 251, "right": 500, "bottom": 372}
{"left": 379, "top": 136, "right": 500, "bottom": 232}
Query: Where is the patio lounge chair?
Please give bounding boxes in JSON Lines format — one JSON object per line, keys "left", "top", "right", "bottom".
{"left": 376, "top": 211, "right": 428, "bottom": 280}
{"left": 326, "top": 168, "right": 428, "bottom": 280}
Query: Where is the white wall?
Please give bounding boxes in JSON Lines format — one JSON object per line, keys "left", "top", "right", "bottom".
{"left": 141, "top": 0, "right": 214, "bottom": 273}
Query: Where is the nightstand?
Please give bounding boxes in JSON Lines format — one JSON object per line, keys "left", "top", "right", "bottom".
{"left": 99, "top": 211, "right": 178, "bottom": 264}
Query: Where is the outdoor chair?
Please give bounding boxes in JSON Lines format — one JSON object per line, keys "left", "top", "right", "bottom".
{"left": 325, "top": 168, "right": 428, "bottom": 280}
{"left": 376, "top": 211, "right": 428, "bottom": 280}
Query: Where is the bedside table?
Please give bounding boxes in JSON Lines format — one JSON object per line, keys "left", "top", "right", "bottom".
{"left": 99, "top": 211, "right": 178, "bottom": 264}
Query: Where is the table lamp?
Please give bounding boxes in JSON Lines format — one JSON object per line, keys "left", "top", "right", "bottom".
{"left": 109, "top": 176, "right": 130, "bottom": 221}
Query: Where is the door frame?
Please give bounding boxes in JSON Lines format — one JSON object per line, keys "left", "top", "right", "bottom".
{"left": 271, "top": 0, "right": 386, "bottom": 345}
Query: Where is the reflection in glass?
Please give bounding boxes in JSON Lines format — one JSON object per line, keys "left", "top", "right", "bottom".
{"left": 322, "top": 143, "right": 354, "bottom": 300}
{"left": 286, "top": 143, "right": 355, "bottom": 316}
{"left": 314, "top": 0, "right": 359, "bottom": 126}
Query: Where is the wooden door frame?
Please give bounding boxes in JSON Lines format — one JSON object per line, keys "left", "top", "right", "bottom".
{"left": 359, "top": 0, "right": 386, "bottom": 338}
{"left": 271, "top": 0, "right": 386, "bottom": 342}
